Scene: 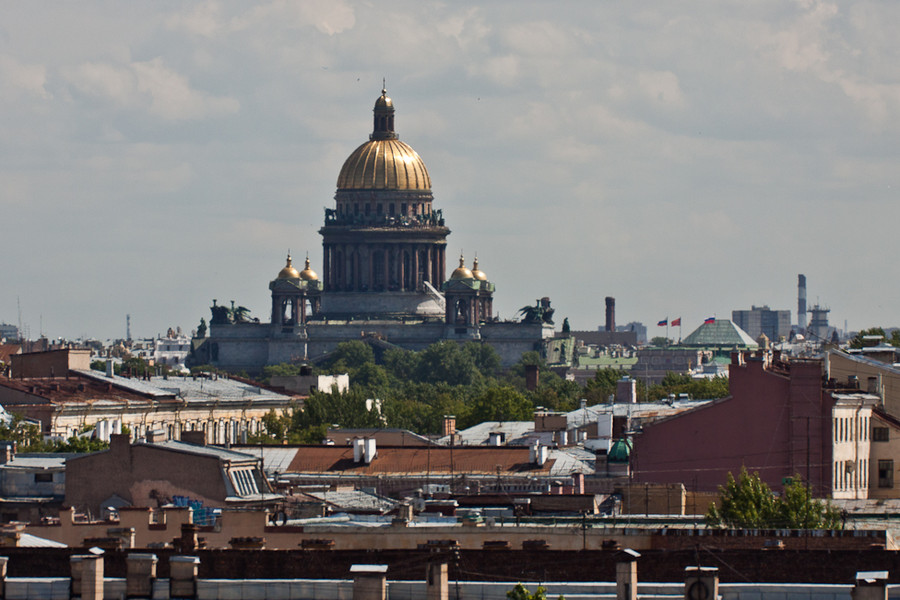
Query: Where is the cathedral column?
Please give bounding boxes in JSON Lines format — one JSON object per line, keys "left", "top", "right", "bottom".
{"left": 367, "top": 249, "right": 374, "bottom": 291}
{"left": 300, "top": 295, "right": 307, "bottom": 323}
{"left": 412, "top": 244, "right": 419, "bottom": 290}
{"left": 382, "top": 245, "right": 389, "bottom": 290}
{"left": 322, "top": 245, "right": 331, "bottom": 290}
{"left": 424, "top": 247, "right": 432, "bottom": 284}
{"left": 399, "top": 246, "right": 406, "bottom": 291}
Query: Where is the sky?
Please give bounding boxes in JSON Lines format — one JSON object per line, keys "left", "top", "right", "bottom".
{"left": 2, "top": 1, "right": 899, "bottom": 341}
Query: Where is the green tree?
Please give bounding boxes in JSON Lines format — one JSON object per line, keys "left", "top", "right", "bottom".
{"left": 706, "top": 468, "right": 841, "bottom": 529}
{"left": 849, "top": 327, "right": 899, "bottom": 349}
{"left": 507, "top": 583, "right": 564, "bottom": 600}
{"left": 583, "top": 368, "right": 622, "bottom": 404}
{"left": 466, "top": 386, "right": 532, "bottom": 427}
{"left": 650, "top": 336, "right": 670, "bottom": 347}
{"left": 414, "top": 341, "right": 483, "bottom": 387}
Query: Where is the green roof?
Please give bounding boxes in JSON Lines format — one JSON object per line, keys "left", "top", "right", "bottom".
{"left": 681, "top": 320, "right": 757, "bottom": 348}
{"left": 608, "top": 439, "right": 632, "bottom": 463}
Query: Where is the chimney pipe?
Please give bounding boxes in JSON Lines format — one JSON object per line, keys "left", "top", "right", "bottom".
{"left": 605, "top": 297, "right": 616, "bottom": 332}
{"left": 798, "top": 274, "right": 807, "bottom": 331}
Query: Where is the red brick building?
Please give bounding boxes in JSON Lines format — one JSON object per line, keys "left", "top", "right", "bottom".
{"left": 631, "top": 352, "right": 854, "bottom": 496}
{"left": 66, "top": 434, "right": 279, "bottom": 517}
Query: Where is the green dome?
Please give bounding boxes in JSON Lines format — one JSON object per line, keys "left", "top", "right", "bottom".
{"left": 608, "top": 439, "right": 632, "bottom": 463}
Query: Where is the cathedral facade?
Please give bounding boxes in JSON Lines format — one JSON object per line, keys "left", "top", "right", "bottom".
{"left": 195, "top": 89, "right": 553, "bottom": 371}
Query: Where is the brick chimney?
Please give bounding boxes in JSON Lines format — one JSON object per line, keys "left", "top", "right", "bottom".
{"left": 525, "top": 364, "right": 539, "bottom": 391}
{"left": 180, "top": 431, "right": 206, "bottom": 446}
{"left": 441, "top": 416, "right": 456, "bottom": 438}
{"left": 605, "top": 297, "right": 615, "bottom": 332}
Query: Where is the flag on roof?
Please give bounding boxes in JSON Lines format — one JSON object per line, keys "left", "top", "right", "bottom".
{"left": 704, "top": 317, "right": 716, "bottom": 324}
{"left": 657, "top": 318, "right": 668, "bottom": 326}
{"left": 671, "top": 317, "right": 682, "bottom": 327}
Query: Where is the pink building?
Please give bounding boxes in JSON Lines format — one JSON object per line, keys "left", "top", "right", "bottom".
{"left": 632, "top": 353, "right": 836, "bottom": 496}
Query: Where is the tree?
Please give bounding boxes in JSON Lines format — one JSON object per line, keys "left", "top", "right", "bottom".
{"left": 706, "top": 468, "right": 841, "bottom": 529}
{"left": 583, "top": 368, "right": 622, "bottom": 404}
{"left": 507, "top": 583, "right": 564, "bottom": 600}
{"left": 414, "top": 341, "right": 483, "bottom": 387}
{"left": 467, "top": 386, "right": 532, "bottom": 427}
{"left": 849, "top": 327, "right": 887, "bottom": 349}
{"left": 650, "top": 336, "right": 670, "bottom": 347}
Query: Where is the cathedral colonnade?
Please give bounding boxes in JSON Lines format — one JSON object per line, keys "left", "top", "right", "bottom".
{"left": 323, "top": 243, "right": 446, "bottom": 293}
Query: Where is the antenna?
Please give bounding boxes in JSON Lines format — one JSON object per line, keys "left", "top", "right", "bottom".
{"left": 16, "top": 296, "right": 22, "bottom": 340}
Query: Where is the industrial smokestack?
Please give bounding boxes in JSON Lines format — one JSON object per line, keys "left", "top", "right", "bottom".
{"left": 797, "top": 274, "right": 807, "bottom": 330}
{"left": 605, "top": 297, "right": 616, "bottom": 332}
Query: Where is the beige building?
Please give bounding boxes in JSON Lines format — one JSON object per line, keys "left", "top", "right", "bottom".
{"left": 831, "top": 394, "right": 877, "bottom": 499}
{"left": 0, "top": 350, "right": 297, "bottom": 443}
{"left": 827, "top": 349, "right": 900, "bottom": 416}
{"left": 868, "top": 410, "right": 900, "bottom": 500}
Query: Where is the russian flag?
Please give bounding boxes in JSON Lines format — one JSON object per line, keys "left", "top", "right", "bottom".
{"left": 704, "top": 317, "right": 716, "bottom": 324}
{"left": 657, "top": 318, "right": 668, "bottom": 327}
{"left": 671, "top": 317, "right": 681, "bottom": 327}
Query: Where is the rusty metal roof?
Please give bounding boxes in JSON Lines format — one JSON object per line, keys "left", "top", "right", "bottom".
{"left": 282, "top": 445, "right": 553, "bottom": 476}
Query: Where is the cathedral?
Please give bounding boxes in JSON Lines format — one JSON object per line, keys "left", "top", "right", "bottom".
{"left": 195, "top": 88, "right": 554, "bottom": 371}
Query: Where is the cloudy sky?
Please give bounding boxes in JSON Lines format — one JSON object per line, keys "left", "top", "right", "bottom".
{"left": 2, "top": 1, "right": 898, "bottom": 341}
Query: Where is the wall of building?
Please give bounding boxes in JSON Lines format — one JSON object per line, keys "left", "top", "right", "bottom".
{"left": 65, "top": 439, "right": 230, "bottom": 516}
{"left": 868, "top": 412, "right": 900, "bottom": 500}
{"left": 632, "top": 357, "right": 832, "bottom": 495}
{"left": 10, "top": 350, "right": 91, "bottom": 378}
{"left": 828, "top": 350, "right": 900, "bottom": 417}
{"left": 831, "top": 401, "right": 872, "bottom": 499}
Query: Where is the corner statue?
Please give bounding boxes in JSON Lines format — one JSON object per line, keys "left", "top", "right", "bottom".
{"left": 518, "top": 297, "right": 554, "bottom": 325}
{"left": 210, "top": 300, "right": 258, "bottom": 325}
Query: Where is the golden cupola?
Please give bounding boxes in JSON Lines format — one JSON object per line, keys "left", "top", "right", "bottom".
{"left": 277, "top": 253, "right": 300, "bottom": 279}
{"left": 336, "top": 87, "right": 432, "bottom": 191}
{"left": 299, "top": 256, "right": 319, "bottom": 281}
{"left": 471, "top": 256, "right": 487, "bottom": 281}
{"left": 450, "top": 254, "right": 474, "bottom": 280}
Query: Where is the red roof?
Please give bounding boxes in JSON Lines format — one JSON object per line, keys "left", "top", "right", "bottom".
{"left": 286, "top": 445, "right": 554, "bottom": 476}
{"left": 0, "top": 345, "right": 21, "bottom": 365}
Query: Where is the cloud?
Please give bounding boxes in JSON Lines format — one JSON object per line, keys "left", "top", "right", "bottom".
{"left": 0, "top": 54, "right": 49, "bottom": 99}
{"left": 64, "top": 57, "right": 239, "bottom": 120}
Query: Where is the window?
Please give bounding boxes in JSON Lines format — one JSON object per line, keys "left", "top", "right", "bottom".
{"left": 879, "top": 459, "right": 894, "bottom": 488}
{"left": 873, "top": 427, "right": 890, "bottom": 442}
{"left": 34, "top": 472, "right": 52, "bottom": 483}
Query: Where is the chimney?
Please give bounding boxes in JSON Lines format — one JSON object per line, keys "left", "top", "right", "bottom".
{"left": 868, "top": 377, "right": 879, "bottom": 396}
{"left": 530, "top": 443, "right": 547, "bottom": 466}
{"left": 180, "top": 431, "right": 206, "bottom": 446}
{"left": 110, "top": 433, "right": 131, "bottom": 455}
{"left": 615, "top": 377, "right": 637, "bottom": 404}
{"left": 363, "top": 438, "right": 377, "bottom": 464}
{"left": 106, "top": 361, "right": 114, "bottom": 378}
{"left": 605, "top": 297, "right": 615, "bottom": 332}
{"left": 146, "top": 429, "right": 167, "bottom": 444}
{"left": 441, "top": 416, "right": 456, "bottom": 438}
{"left": 798, "top": 274, "right": 807, "bottom": 331}
{"left": 0, "top": 442, "right": 15, "bottom": 465}
{"left": 525, "top": 364, "right": 539, "bottom": 391}
{"left": 353, "top": 438, "right": 365, "bottom": 463}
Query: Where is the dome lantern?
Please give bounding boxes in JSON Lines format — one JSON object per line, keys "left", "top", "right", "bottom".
{"left": 471, "top": 256, "right": 487, "bottom": 281}
{"left": 299, "top": 255, "right": 319, "bottom": 281}
{"left": 277, "top": 253, "right": 300, "bottom": 279}
{"left": 371, "top": 84, "right": 397, "bottom": 141}
{"left": 450, "top": 253, "right": 474, "bottom": 280}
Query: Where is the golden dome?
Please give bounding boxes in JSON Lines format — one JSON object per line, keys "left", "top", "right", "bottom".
{"left": 336, "top": 87, "right": 432, "bottom": 191}
{"left": 299, "top": 256, "right": 319, "bottom": 281}
{"left": 374, "top": 87, "right": 393, "bottom": 109}
{"left": 450, "top": 254, "right": 474, "bottom": 280}
{"left": 277, "top": 254, "right": 300, "bottom": 279}
{"left": 337, "top": 139, "right": 431, "bottom": 191}
{"left": 471, "top": 256, "right": 487, "bottom": 281}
